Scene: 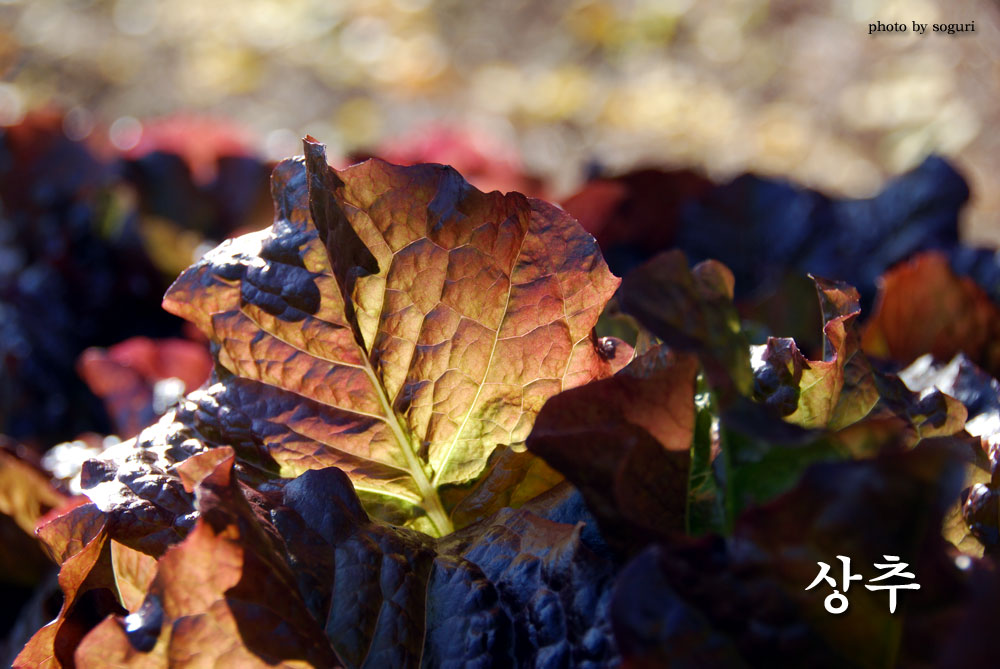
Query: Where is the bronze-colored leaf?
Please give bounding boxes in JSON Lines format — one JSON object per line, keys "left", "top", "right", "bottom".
{"left": 527, "top": 346, "right": 699, "bottom": 553}
{"left": 162, "top": 139, "right": 619, "bottom": 534}
{"left": 0, "top": 447, "right": 69, "bottom": 586}
{"left": 109, "top": 541, "right": 158, "bottom": 613}
{"left": 862, "top": 251, "right": 1000, "bottom": 375}
{"left": 15, "top": 514, "right": 120, "bottom": 668}
{"left": 0, "top": 449, "right": 67, "bottom": 537}
{"left": 74, "top": 453, "right": 340, "bottom": 668}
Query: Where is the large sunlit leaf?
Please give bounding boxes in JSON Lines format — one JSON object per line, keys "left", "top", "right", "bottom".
{"left": 160, "top": 138, "right": 619, "bottom": 535}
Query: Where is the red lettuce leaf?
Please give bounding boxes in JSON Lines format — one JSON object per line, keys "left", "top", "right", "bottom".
{"left": 16, "top": 500, "right": 168, "bottom": 667}
{"left": 77, "top": 337, "right": 212, "bottom": 439}
{"left": 160, "top": 138, "right": 619, "bottom": 535}
{"left": 750, "top": 273, "right": 967, "bottom": 443}
{"left": 567, "top": 157, "right": 966, "bottom": 314}
{"left": 898, "top": 353, "right": 1000, "bottom": 556}
{"left": 77, "top": 434, "right": 197, "bottom": 557}
{"left": 438, "top": 444, "right": 565, "bottom": 531}
{"left": 0, "top": 448, "right": 67, "bottom": 545}
{"left": 862, "top": 251, "right": 1000, "bottom": 376}
{"left": 676, "top": 156, "right": 967, "bottom": 309}
{"left": 72, "top": 449, "right": 340, "bottom": 668}
{"left": 63, "top": 454, "right": 620, "bottom": 666}
{"left": 0, "top": 447, "right": 70, "bottom": 659}
{"left": 527, "top": 346, "right": 699, "bottom": 553}
{"left": 16, "top": 505, "right": 120, "bottom": 668}
{"left": 900, "top": 353, "right": 1000, "bottom": 429}
{"left": 562, "top": 255, "right": 970, "bottom": 549}
{"left": 561, "top": 168, "right": 713, "bottom": 276}
{"left": 278, "top": 465, "right": 620, "bottom": 667}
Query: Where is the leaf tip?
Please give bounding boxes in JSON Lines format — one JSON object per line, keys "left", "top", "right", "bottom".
{"left": 302, "top": 136, "right": 331, "bottom": 172}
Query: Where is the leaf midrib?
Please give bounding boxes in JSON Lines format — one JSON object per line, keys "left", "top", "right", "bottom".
{"left": 237, "top": 305, "right": 448, "bottom": 531}
{"left": 430, "top": 207, "right": 529, "bottom": 490}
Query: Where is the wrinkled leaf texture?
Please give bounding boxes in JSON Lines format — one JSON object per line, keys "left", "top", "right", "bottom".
{"left": 38, "top": 448, "right": 620, "bottom": 667}
{"left": 161, "top": 138, "right": 619, "bottom": 535}
{"left": 18, "top": 137, "right": 1000, "bottom": 668}
{"left": 73, "top": 450, "right": 341, "bottom": 668}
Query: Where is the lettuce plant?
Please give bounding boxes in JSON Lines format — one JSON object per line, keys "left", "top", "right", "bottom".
{"left": 13, "top": 139, "right": 1000, "bottom": 668}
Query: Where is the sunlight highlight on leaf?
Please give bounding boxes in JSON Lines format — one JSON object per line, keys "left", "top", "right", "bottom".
{"left": 163, "top": 139, "right": 618, "bottom": 534}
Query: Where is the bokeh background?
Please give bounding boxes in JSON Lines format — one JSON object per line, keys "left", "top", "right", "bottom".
{"left": 1, "top": 0, "right": 998, "bottom": 240}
